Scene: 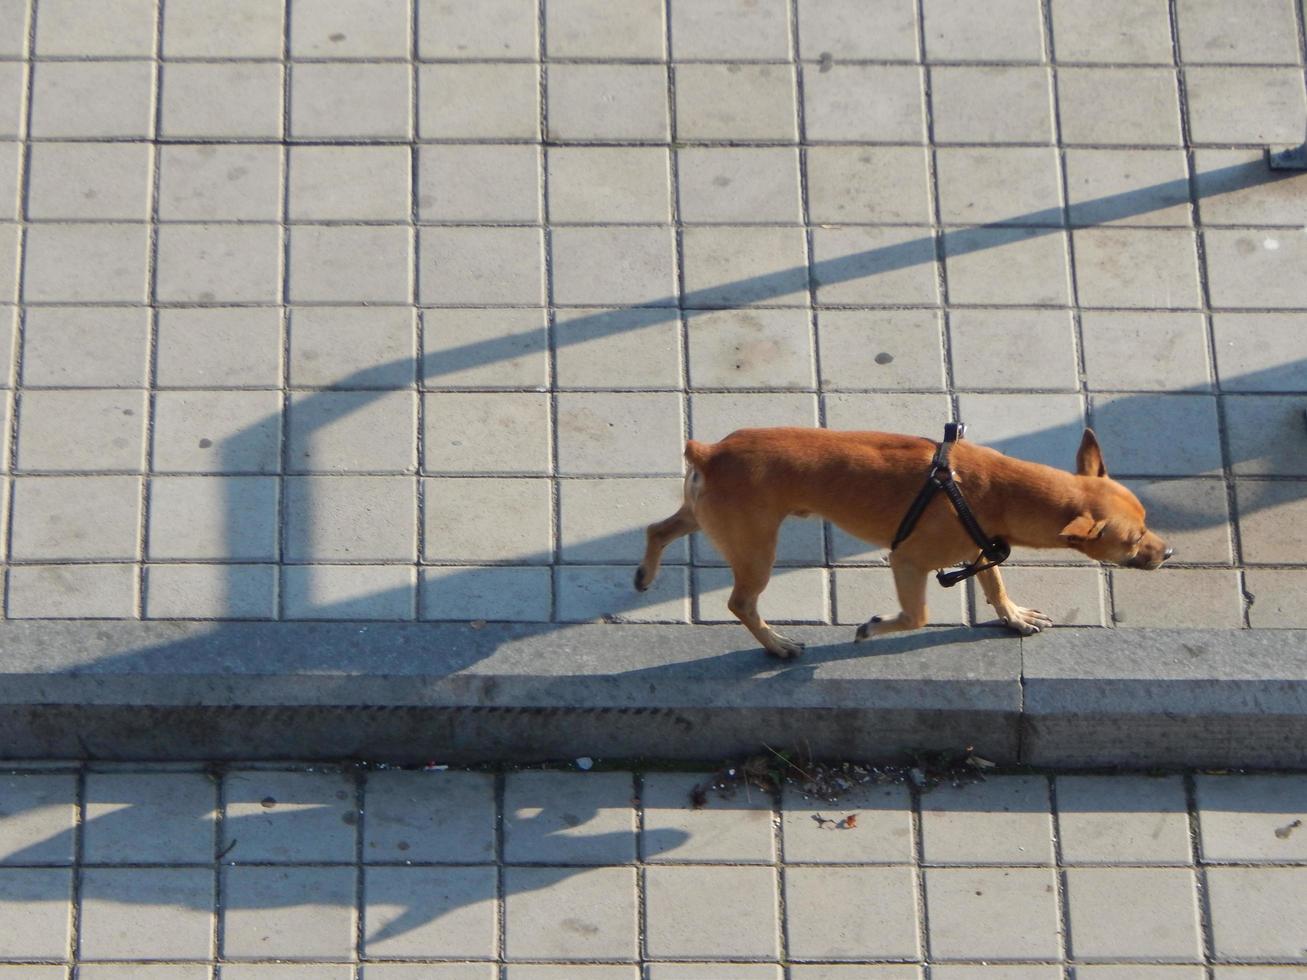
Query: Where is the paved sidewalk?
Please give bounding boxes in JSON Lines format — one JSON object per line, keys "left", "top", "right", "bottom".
{"left": 2, "top": 0, "right": 1306, "bottom": 631}
{"left": 1, "top": 764, "right": 1306, "bottom": 975}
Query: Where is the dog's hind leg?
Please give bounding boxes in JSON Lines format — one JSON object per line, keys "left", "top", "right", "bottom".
{"left": 855, "top": 556, "right": 930, "bottom": 640}
{"left": 975, "top": 566, "right": 1052, "bottom": 635}
{"left": 635, "top": 504, "right": 698, "bottom": 592}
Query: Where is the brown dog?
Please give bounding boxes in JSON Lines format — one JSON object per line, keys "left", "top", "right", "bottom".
{"left": 636, "top": 427, "right": 1171, "bottom": 658}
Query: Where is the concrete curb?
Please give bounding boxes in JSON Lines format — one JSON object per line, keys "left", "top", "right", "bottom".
{"left": 1, "top": 622, "right": 1304, "bottom": 767}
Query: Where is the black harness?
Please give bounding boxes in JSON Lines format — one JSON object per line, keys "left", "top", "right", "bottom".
{"left": 891, "top": 422, "right": 1011, "bottom": 587}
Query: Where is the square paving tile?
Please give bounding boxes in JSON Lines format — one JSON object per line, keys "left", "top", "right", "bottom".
{"left": 24, "top": 224, "right": 149, "bottom": 303}
{"left": 155, "top": 308, "right": 284, "bottom": 389}
{"left": 418, "top": 227, "right": 544, "bottom": 306}
{"left": 645, "top": 865, "right": 778, "bottom": 960}
{"left": 289, "top": 0, "right": 411, "bottom": 57}
{"left": 0, "top": 868, "right": 73, "bottom": 958}
{"left": 972, "top": 565, "right": 1105, "bottom": 627}
{"left": 503, "top": 771, "right": 636, "bottom": 864}
{"left": 163, "top": 0, "right": 285, "bottom": 57}
{"left": 144, "top": 564, "right": 278, "bottom": 620}
{"left": 920, "top": 776, "right": 1054, "bottom": 865}
{"left": 418, "top": 144, "right": 543, "bottom": 223}
{"left": 1194, "top": 149, "right": 1307, "bottom": 226}
{"left": 690, "top": 392, "right": 818, "bottom": 440}
{"left": 1065, "top": 867, "right": 1202, "bottom": 961}
{"left": 923, "top": 0, "right": 1044, "bottom": 60}
{"left": 0, "top": 773, "right": 77, "bottom": 865}
{"left": 423, "top": 477, "right": 552, "bottom": 563}
{"left": 547, "top": 147, "right": 669, "bottom": 224}
{"left": 1089, "top": 393, "right": 1223, "bottom": 476}
{"left": 1196, "top": 774, "right": 1307, "bottom": 862}
{"left": 363, "top": 770, "right": 496, "bottom": 864}
{"left": 286, "top": 475, "right": 418, "bottom": 559}
{"left": 1065, "top": 149, "right": 1191, "bottom": 228}
{"left": 642, "top": 772, "right": 775, "bottom": 864}
{"left": 422, "top": 566, "right": 553, "bottom": 622}
{"left": 156, "top": 224, "right": 282, "bottom": 305}
{"left": 552, "top": 227, "right": 676, "bottom": 308}
{"left": 1074, "top": 228, "right": 1200, "bottom": 309}
{"left": 953, "top": 393, "right": 1084, "bottom": 470}
{"left": 943, "top": 227, "right": 1069, "bottom": 306}
{"left": 291, "top": 146, "right": 412, "bottom": 222}
{"left": 1225, "top": 395, "right": 1307, "bottom": 477}
{"left": 152, "top": 390, "right": 282, "bottom": 474}
{"left": 548, "top": 0, "right": 665, "bottom": 59}
{"left": 697, "top": 565, "right": 827, "bottom": 623}
{"left": 677, "top": 147, "right": 801, "bottom": 224}
{"left": 1056, "top": 775, "right": 1192, "bottom": 865}
{"left": 83, "top": 771, "right": 217, "bottom": 864}
{"left": 671, "top": 0, "right": 790, "bottom": 58}
{"left": 950, "top": 310, "right": 1078, "bottom": 390}
{"left": 1110, "top": 567, "right": 1244, "bottom": 628}
{"left": 16, "top": 389, "right": 146, "bottom": 472}
{"left": 79, "top": 868, "right": 214, "bottom": 960}
{"left": 924, "top": 867, "right": 1061, "bottom": 961}
{"left": 810, "top": 222, "right": 939, "bottom": 309}
{"left": 1234, "top": 480, "right": 1307, "bottom": 565}
{"left": 31, "top": 61, "right": 155, "bottom": 138}
{"left": 931, "top": 67, "right": 1052, "bottom": 144}
{"left": 804, "top": 64, "right": 925, "bottom": 143}
{"left": 781, "top": 782, "right": 913, "bottom": 863}
{"left": 936, "top": 147, "right": 1062, "bottom": 226}
{"left": 796, "top": 0, "right": 919, "bottom": 60}
{"left": 160, "top": 63, "right": 283, "bottom": 139}
{"left": 289, "top": 226, "right": 413, "bottom": 305}
{"left": 503, "top": 867, "right": 638, "bottom": 961}
{"left": 26, "top": 142, "right": 151, "bottom": 221}
{"left": 282, "top": 564, "right": 416, "bottom": 621}
{"left": 159, "top": 145, "right": 283, "bottom": 222}
{"left": 287, "top": 390, "right": 416, "bottom": 473}
{"left": 817, "top": 309, "right": 944, "bottom": 391}
{"left": 1245, "top": 568, "right": 1307, "bottom": 628}
{"left": 686, "top": 308, "right": 813, "bottom": 390}
{"left": 556, "top": 392, "right": 683, "bottom": 476}
{"left": 683, "top": 226, "right": 808, "bottom": 309}
{"left": 421, "top": 309, "right": 548, "bottom": 389}
{"left": 787, "top": 866, "right": 920, "bottom": 960}
{"left": 1058, "top": 68, "right": 1183, "bottom": 145}
{"left": 1206, "top": 867, "right": 1307, "bottom": 962}
{"left": 10, "top": 475, "right": 141, "bottom": 560}
{"left": 417, "top": 0, "right": 538, "bottom": 58}
{"left": 290, "top": 63, "right": 412, "bottom": 139}
{"left": 549, "top": 64, "right": 669, "bottom": 142}
{"left": 1050, "top": 0, "right": 1174, "bottom": 63}
{"left": 1184, "top": 67, "right": 1307, "bottom": 144}
{"left": 289, "top": 307, "right": 416, "bottom": 390}
{"left": 34, "top": 0, "right": 157, "bottom": 55}
{"left": 419, "top": 63, "right": 540, "bottom": 139}
{"left": 221, "top": 866, "right": 356, "bottom": 960}
{"left": 834, "top": 565, "right": 967, "bottom": 626}
{"left": 8, "top": 564, "right": 138, "bottom": 619}
{"left": 1081, "top": 312, "right": 1211, "bottom": 392}
{"left": 558, "top": 477, "right": 686, "bottom": 564}
{"left": 1177, "top": 0, "right": 1300, "bottom": 63}
{"left": 556, "top": 563, "right": 690, "bottom": 623}
{"left": 1205, "top": 228, "right": 1307, "bottom": 309}
{"left": 423, "top": 392, "right": 549, "bottom": 475}
{"left": 807, "top": 146, "right": 931, "bottom": 224}
{"left": 675, "top": 64, "right": 797, "bottom": 142}
{"left": 221, "top": 770, "right": 358, "bottom": 863}
{"left": 556, "top": 308, "right": 681, "bottom": 388}
{"left": 363, "top": 866, "right": 497, "bottom": 959}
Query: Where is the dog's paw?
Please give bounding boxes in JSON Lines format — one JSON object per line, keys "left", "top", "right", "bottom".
{"left": 766, "top": 634, "right": 805, "bottom": 659}
{"left": 633, "top": 566, "right": 652, "bottom": 592}
{"left": 1001, "top": 607, "right": 1054, "bottom": 636}
{"left": 853, "top": 615, "right": 884, "bottom": 642}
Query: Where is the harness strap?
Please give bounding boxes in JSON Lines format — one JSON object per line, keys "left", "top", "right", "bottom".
{"left": 891, "top": 422, "right": 1011, "bottom": 588}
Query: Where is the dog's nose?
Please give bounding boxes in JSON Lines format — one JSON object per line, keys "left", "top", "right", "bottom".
{"left": 1163, "top": 547, "right": 1174, "bottom": 561}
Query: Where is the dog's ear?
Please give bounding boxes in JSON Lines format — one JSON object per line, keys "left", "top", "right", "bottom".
{"left": 1076, "top": 428, "right": 1108, "bottom": 478}
{"left": 1059, "top": 514, "right": 1108, "bottom": 543}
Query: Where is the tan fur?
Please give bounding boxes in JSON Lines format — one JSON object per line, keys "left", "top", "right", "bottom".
{"left": 636, "top": 427, "right": 1171, "bottom": 658}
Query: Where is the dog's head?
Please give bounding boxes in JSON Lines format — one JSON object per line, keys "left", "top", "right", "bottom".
{"left": 1058, "top": 429, "right": 1173, "bottom": 570}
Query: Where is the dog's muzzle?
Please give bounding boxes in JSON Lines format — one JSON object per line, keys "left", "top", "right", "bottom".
{"left": 1124, "top": 546, "right": 1173, "bottom": 570}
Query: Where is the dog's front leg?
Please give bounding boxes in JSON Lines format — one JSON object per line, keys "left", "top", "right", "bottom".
{"left": 854, "top": 558, "right": 930, "bottom": 641}
{"left": 975, "top": 566, "right": 1052, "bottom": 636}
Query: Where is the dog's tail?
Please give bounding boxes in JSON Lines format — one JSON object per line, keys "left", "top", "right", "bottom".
{"left": 683, "top": 439, "right": 712, "bottom": 471}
